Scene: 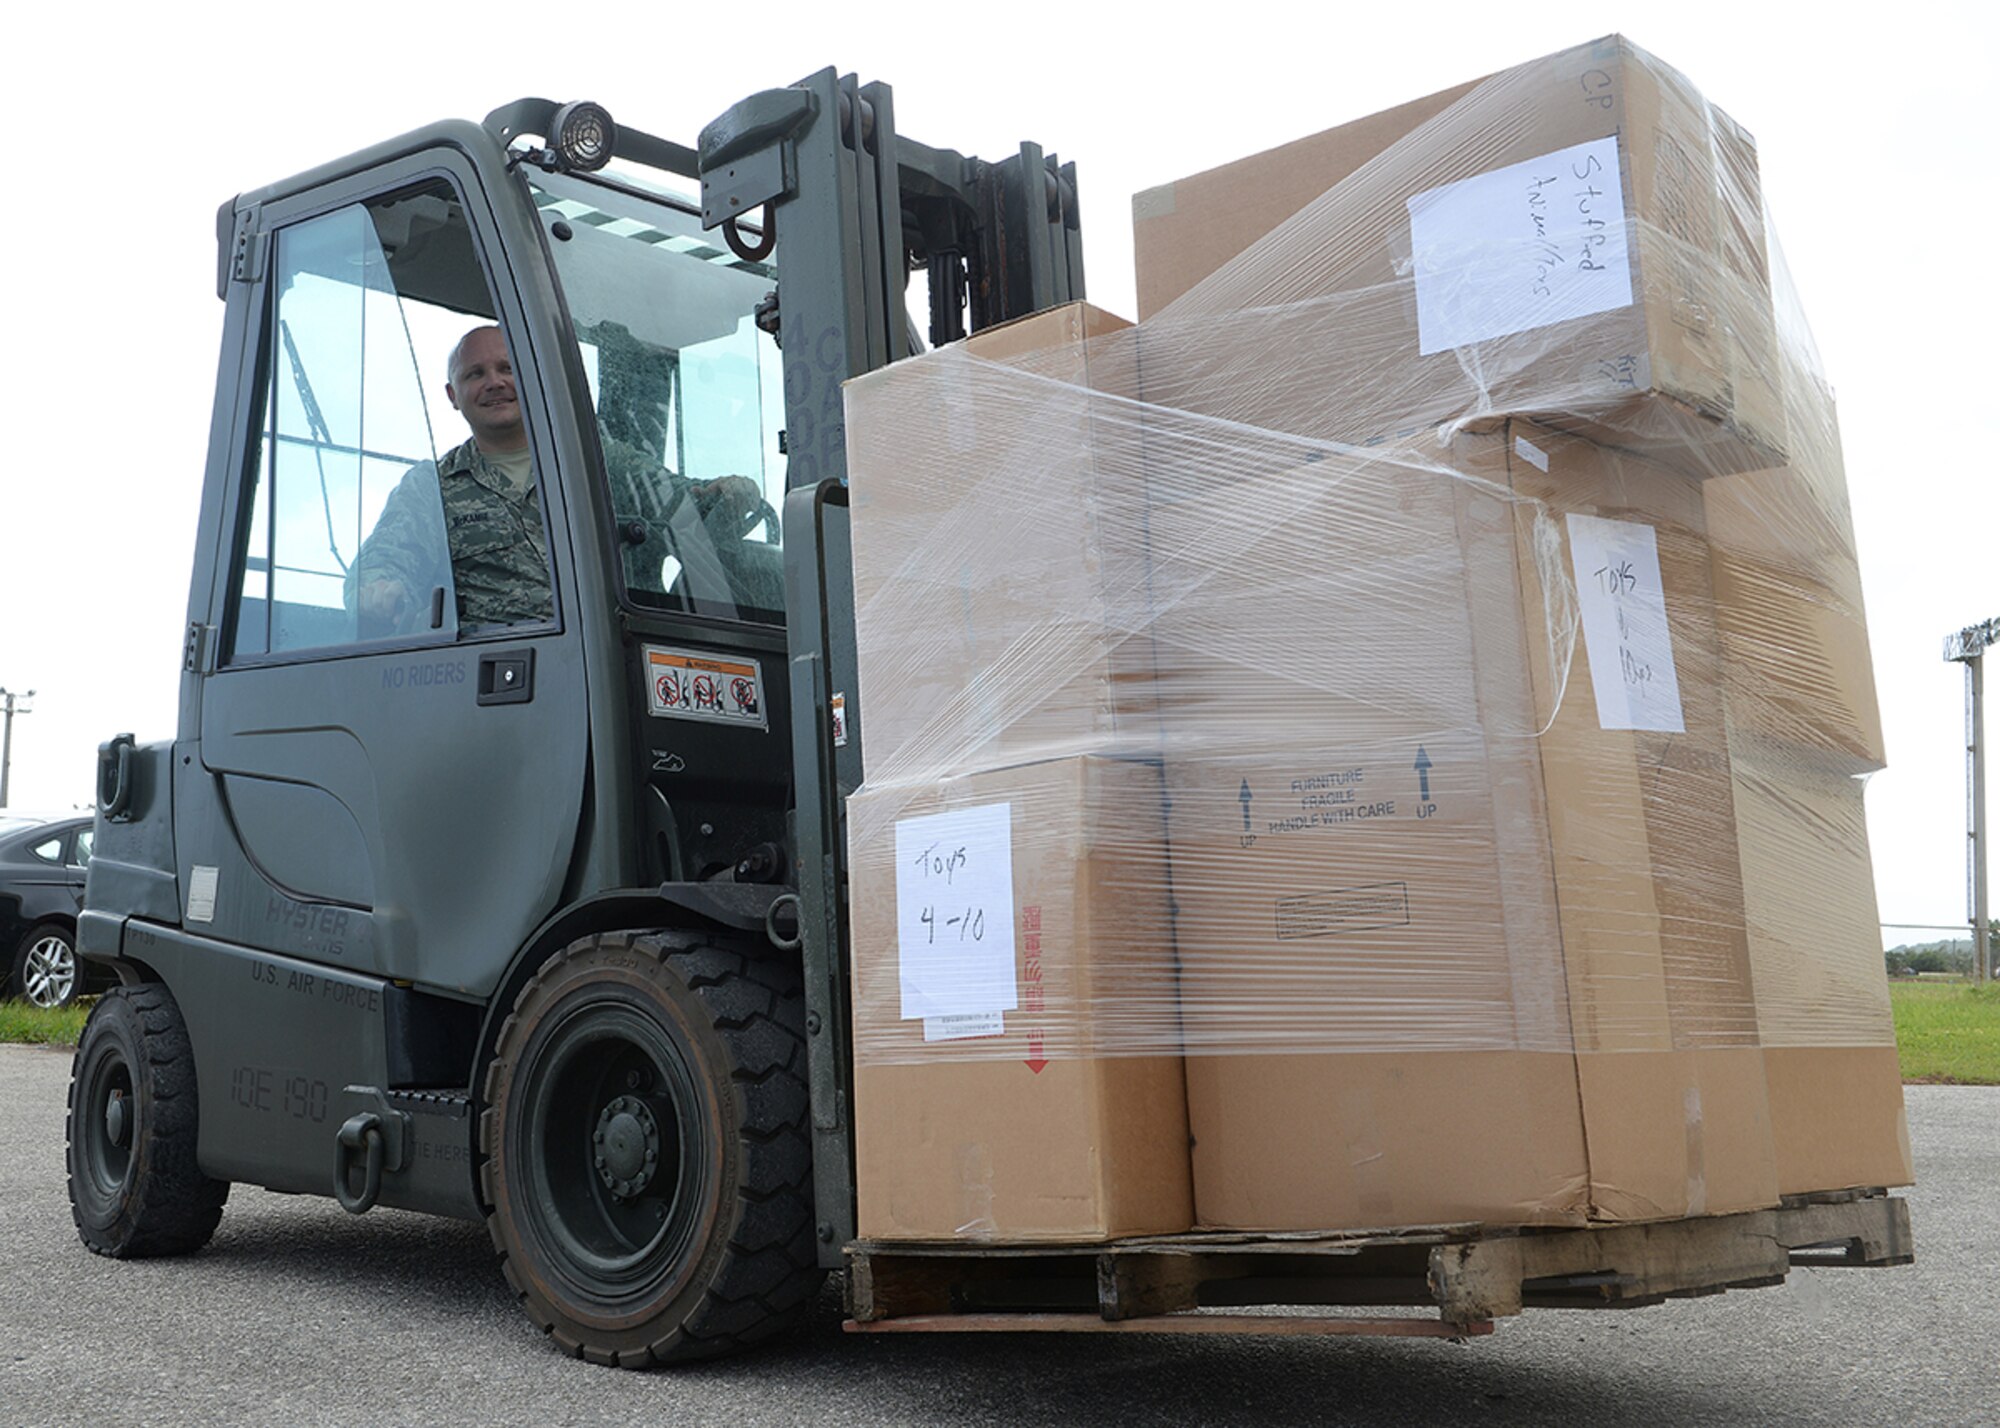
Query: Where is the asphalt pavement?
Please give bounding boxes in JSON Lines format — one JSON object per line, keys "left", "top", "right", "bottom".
{"left": 1, "top": 1043, "right": 1991, "bottom": 1427}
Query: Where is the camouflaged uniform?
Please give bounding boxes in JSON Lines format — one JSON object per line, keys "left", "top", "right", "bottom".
{"left": 348, "top": 438, "right": 552, "bottom": 631}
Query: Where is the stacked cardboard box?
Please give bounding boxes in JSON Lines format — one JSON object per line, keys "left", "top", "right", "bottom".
{"left": 1146, "top": 415, "right": 1783, "bottom": 1229}
{"left": 1131, "top": 34, "right": 1785, "bottom": 481}
{"left": 845, "top": 307, "right": 1191, "bottom": 1242}
{"left": 1704, "top": 329, "right": 1905, "bottom": 1195}
{"left": 845, "top": 755, "right": 1191, "bottom": 1241}
{"left": 1128, "top": 33, "right": 1900, "bottom": 1223}
{"left": 839, "top": 33, "right": 1905, "bottom": 1246}
{"left": 845, "top": 304, "right": 1154, "bottom": 786}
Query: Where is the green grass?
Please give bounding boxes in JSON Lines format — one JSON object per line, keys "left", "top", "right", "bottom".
{"left": 1891, "top": 981, "right": 2000, "bottom": 1085}
{"left": 8, "top": 985, "right": 1995, "bottom": 1083}
{"left": 0, "top": 999, "right": 90, "bottom": 1048}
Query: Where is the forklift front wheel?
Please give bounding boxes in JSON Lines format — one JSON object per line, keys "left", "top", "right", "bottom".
{"left": 480, "top": 931, "right": 822, "bottom": 1366}
{"left": 66, "top": 985, "right": 230, "bottom": 1257}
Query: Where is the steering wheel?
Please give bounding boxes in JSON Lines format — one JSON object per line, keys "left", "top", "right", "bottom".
{"left": 743, "top": 499, "right": 781, "bottom": 544}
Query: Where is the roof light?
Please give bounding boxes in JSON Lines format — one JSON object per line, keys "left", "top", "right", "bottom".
{"left": 552, "top": 102, "right": 616, "bottom": 173}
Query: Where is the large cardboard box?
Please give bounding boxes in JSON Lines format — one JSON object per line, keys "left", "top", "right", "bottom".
{"left": 1472, "top": 417, "right": 1780, "bottom": 1219}
{"left": 1705, "top": 395, "right": 1885, "bottom": 770}
{"left": 1131, "top": 76, "right": 1484, "bottom": 320}
{"left": 1153, "top": 418, "right": 1777, "bottom": 1229}
{"left": 1130, "top": 35, "right": 1783, "bottom": 479}
{"left": 847, "top": 756, "right": 1191, "bottom": 1242}
{"left": 1142, "top": 431, "right": 1592, "bottom": 1227}
{"left": 1139, "top": 438, "right": 1545, "bottom": 755}
{"left": 1167, "top": 734, "right": 1594, "bottom": 1229}
{"left": 1730, "top": 749, "right": 1912, "bottom": 1193}
{"left": 846, "top": 303, "right": 1154, "bottom": 785}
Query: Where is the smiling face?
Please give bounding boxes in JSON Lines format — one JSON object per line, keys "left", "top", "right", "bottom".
{"left": 446, "top": 326, "right": 526, "bottom": 452}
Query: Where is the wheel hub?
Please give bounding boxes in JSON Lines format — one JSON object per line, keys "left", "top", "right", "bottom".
{"left": 104, "top": 1089, "right": 130, "bottom": 1149}
{"left": 592, "top": 1095, "right": 661, "bottom": 1199}
{"left": 25, "top": 935, "right": 75, "bottom": 1009}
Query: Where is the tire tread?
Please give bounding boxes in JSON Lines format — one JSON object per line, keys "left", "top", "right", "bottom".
{"left": 480, "top": 930, "right": 822, "bottom": 1366}
{"left": 66, "top": 985, "right": 229, "bottom": 1258}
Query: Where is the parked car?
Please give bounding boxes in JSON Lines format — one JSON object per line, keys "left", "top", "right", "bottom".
{"left": 1, "top": 813, "right": 107, "bottom": 1009}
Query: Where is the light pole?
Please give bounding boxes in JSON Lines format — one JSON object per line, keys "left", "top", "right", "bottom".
{"left": 1945, "top": 619, "right": 1997, "bottom": 984}
{"left": 0, "top": 686, "right": 33, "bottom": 810}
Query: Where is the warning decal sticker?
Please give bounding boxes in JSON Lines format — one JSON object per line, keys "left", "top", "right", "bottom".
{"left": 187, "top": 865, "right": 219, "bottom": 924}
{"left": 644, "top": 646, "right": 768, "bottom": 730}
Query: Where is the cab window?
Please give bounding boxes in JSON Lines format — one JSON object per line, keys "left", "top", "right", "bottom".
{"left": 532, "top": 171, "right": 785, "bottom": 625}
{"left": 228, "top": 179, "right": 554, "bottom": 660}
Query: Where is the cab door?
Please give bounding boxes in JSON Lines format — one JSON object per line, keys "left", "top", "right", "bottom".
{"left": 183, "top": 152, "right": 587, "bottom": 997}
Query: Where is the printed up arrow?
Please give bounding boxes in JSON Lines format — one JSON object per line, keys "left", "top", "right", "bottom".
{"left": 1414, "top": 746, "right": 1433, "bottom": 801}
{"left": 1240, "top": 777, "right": 1253, "bottom": 832}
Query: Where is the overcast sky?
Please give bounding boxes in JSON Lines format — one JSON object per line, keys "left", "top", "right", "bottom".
{"left": 1, "top": 2, "right": 1993, "bottom": 945}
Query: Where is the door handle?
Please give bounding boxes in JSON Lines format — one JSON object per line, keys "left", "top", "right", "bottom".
{"left": 477, "top": 649, "right": 535, "bottom": 706}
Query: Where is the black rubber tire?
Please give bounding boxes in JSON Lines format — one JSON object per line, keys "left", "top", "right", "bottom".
{"left": 67, "top": 985, "right": 230, "bottom": 1256}
{"left": 13, "top": 921, "right": 81, "bottom": 1010}
{"left": 480, "top": 931, "right": 822, "bottom": 1367}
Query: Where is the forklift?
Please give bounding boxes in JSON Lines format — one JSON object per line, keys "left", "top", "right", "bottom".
{"left": 70, "top": 77, "right": 1082, "bottom": 1366}
{"left": 69, "top": 75, "right": 1914, "bottom": 1368}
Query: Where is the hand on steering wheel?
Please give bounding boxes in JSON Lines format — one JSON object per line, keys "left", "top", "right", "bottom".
{"left": 691, "top": 475, "right": 778, "bottom": 542}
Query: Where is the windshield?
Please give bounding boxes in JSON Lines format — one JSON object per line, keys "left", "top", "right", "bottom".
{"left": 531, "top": 171, "right": 786, "bottom": 625}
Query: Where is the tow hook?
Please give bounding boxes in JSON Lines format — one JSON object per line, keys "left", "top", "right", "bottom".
{"left": 334, "top": 1112, "right": 385, "bottom": 1214}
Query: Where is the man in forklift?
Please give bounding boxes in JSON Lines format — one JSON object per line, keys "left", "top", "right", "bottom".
{"left": 347, "top": 324, "right": 554, "bottom": 635}
{"left": 348, "top": 322, "right": 774, "bottom": 636}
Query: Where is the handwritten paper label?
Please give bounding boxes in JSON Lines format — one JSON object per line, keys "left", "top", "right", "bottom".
{"left": 1407, "top": 136, "right": 1634, "bottom": 356}
{"left": 1566, "top": 515, "right": 1685, "bottom": 733}
{"left": 1513, "top": 435, "right": 1551, "bottom": 472}
{"left": 895, "top": 802, "right": 1018, "bottom": 1021}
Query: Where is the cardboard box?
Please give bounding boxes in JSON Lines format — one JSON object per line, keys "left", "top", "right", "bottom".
{"left": 1140, "top": 444, "right": 1543, "bottom": 755}
{"left": 1705, "top": 396, "right": 1885, "bottom": 770}
{"left": 1130, "top": 35, "right": 1784, "bottom": 479}
{"left": 847, "top": 756, "right": 1191, "bottom": 1242}
{"left": 1166, "top": 734, "right": 1594, "bottom": 1229}
{"left": 1476, "top": 417, "right": 1779, "bottom": 1218}
{"left": 1729, "top": 750, "right": 1911, "bottom": 1193}
{"left": 846, "top": 303, "right": 1154, "bottom": 785}
{"left": 1157, "top": 420, "right": 1776, "bottom": 1229}
{"left": 1131, "top": 75, "right": 1483, "bottom": 320}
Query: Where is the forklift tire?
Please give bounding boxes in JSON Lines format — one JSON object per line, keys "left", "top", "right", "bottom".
{"left": 480, "top": 930, "right": 822, "bottom": 1366}
{"left": 67, "top": 985, "right": 230, "bottom": 1257}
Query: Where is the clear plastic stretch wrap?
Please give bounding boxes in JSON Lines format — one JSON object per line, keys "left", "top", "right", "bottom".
{"left": 840, "top": 35, "right": 1908, "bottom": 1239}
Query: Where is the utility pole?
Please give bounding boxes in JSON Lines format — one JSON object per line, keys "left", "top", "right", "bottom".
{"left": 1945, "top": 619, "right": 1997, "bottom": 984}
{"left": 0, "top": 687, "right": 33, "bottom": 810}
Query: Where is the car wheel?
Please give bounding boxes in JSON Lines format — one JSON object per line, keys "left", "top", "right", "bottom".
{"left": 67, "top": 985, "right": 230, "bottom": 1256}
{"left": 480, "top": 930, "right": 822, "bottom": 1366}
{"left": 14, "top": 922, "right": 80, "bottom": 1010}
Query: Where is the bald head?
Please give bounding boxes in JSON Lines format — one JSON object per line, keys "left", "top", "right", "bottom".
{"left": 445, "top": 325, "right": 526, "bottom": 453}
{"left": 446, "top": 324, "right": 504, "bottom": 387}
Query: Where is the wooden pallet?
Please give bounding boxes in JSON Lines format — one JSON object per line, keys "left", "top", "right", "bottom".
{"left": 844, "top": 1191, "right": 1911, "bottom": 1336}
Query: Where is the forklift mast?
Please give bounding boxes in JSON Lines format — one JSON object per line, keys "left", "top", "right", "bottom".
{"left": 689, "top": 71, "right": 1086, "bottom": 1255}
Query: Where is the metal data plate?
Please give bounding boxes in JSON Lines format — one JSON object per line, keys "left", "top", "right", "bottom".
{"left": 642, "top": 644, "right": 769, "bottom": 730}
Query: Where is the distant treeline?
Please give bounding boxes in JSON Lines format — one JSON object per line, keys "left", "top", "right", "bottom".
{"left": 1885, "top": 924, "right": 1995, "bottom": 975}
